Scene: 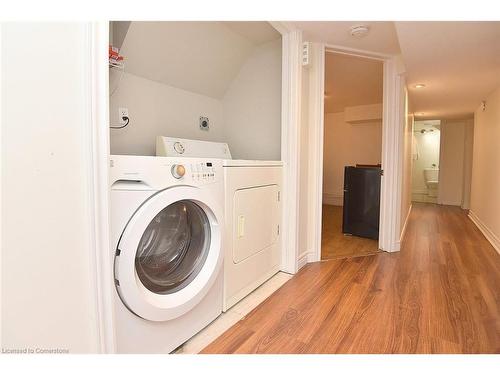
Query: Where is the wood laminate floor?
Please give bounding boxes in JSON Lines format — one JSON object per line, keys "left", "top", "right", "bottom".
{"left": 321, "top": 205, "right": 381, "bottom": 260}
{"left": 202, "top": 203, "right": 500, "bottom": 353}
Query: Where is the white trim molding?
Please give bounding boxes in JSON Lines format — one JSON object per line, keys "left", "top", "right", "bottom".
{"left": 280, "top": 29, "right": 303, "bottom": 274}
{"left": 307, "top": 42, "right": 326, "bottom": 263}
{"left": 298, "top": 252, "right": 309, "bottom": 270}
{"left": 309, "top": 48, "right": 406, "bottom": 262}
{"left": 379, "top": 57, "right": 406, "bottom": 253}
{"left": 298, "top": 251, "right": 315, "bottom": 270}
{"left": 468, "top": 211, "right": 500, "bottom": 255}
{"left": 322, "top": 192, "right": 343, "bottom": 206}
{"left": 86, "top": 22, "right": 116, "bottom": 353}
{"left": 398, "top": 204, "right": 412, "bottom": 250}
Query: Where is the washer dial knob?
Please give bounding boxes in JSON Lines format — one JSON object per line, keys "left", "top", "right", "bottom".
{"left": 171, "top": 164, "right": 186, "bottom": 179}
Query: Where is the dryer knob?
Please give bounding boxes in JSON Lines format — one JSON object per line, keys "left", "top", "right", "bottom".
{"left": 171, "top": 164, "right": 186, "bottom": 179}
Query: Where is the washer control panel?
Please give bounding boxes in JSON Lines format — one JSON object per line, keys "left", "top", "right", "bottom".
{"left": 188, "top": 161, "right": 217, "bottom": 181}
{"left": 168, "top": 161, "right": 218, "bottom": 183}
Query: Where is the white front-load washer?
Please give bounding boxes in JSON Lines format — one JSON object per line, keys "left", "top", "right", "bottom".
{"left": 156, "top": 137, "right": 283, "bottom": 312}
{"left": 109, "top": 155, "right": 224, "bottom": 353}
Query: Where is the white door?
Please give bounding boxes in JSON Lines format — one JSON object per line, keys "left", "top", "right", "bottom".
{"left": 114, "top": 186, "right": 222, "bottom": 321}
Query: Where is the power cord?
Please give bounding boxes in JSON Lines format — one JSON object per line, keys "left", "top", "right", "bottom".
{"left": 110, "top": 116, "right": 130, "bottom": 129}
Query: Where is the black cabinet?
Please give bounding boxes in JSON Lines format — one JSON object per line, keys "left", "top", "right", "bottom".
{"left": 342, "top": 166, "right": 381, "bottom": 240}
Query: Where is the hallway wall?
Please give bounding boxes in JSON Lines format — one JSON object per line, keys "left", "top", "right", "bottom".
{"left": 470, "top": 85, "right": 500, "bottom": 252}
{"left": 438, "top": 119, "right": 473, "bottom": 206}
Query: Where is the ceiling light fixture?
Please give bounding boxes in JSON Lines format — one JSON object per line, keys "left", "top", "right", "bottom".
{"left": 414, "top": 83, "right": 426, "bottom": 89}
{"left": 350, "top": 25, "right": 370, "bottom": 38}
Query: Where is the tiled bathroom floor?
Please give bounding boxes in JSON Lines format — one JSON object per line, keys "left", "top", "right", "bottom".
{"left": 174, "top": 272, "right": 293, "bottom": 354}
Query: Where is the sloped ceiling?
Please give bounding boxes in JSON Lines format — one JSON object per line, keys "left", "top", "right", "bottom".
{"left": 395, "top": 21, "right": 500, "bottom": 119}
{"left": 221, "top": 21, "right": 281, "bottom": 45}
{"left": 117, "top": 21, "right": 280, "bottom": 99}
{"left": 292, "top": 21, "right": 401, "bottom": 55}
{"left": 325, "top": 52, "right": 383, "bottom": 113}
{"left": 111, "top": 21, "right": 131, "bottom": 50}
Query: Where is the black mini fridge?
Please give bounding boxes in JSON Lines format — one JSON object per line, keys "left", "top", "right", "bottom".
{"left": 342, "top": 165, "right": 381, "bottom": 240}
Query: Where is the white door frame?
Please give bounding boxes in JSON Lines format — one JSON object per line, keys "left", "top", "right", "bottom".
{"left": 86, "top": 21, "right": 117, "bottom": 353}
{"left": 270, "top": 22, "right": 303, "bottom": 274}
{"left": 308, "top": 44, "right": 407, "bottom": 262}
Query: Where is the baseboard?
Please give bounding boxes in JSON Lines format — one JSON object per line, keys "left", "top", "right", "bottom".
{"left": 438, "top": 200, "right": 463, "bottom": 206}
{"left": 298, "top": 251, "right": 316, "bottom": 270}
{"left": 387, "top": 205, "right": 412, "bottom": 253}
{"left": 468, "top": 211, "right": 500, "bottom": 255}
{"left": 412, "top": 189, "right": 428, "bottom": 195}
{"left": 400, "top": 204, "right": 412, "bottom": 244}
{"left": 323, "top": 192, "right": 343, "bottom": 206}
{"left": 298, "top": 252, "right": 309, "bottom": 270}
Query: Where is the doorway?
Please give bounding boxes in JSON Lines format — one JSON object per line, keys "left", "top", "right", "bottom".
{"left": 411, "top": 120, "right": 441, "bottom": 204}
{"left": 410, "top": 118, "right": 474, "bottom": 208}
{"left": 321, "top": 52, "right": 384, "bottom": 260}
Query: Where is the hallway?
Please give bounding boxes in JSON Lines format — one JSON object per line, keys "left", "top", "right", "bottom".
{"left": 202, "top": 203, "right": 500, "bottom": 353}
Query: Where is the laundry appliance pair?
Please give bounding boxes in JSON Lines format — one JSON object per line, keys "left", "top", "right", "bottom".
{"left": 109, "top": 137, "right": 282, "bottom": 353}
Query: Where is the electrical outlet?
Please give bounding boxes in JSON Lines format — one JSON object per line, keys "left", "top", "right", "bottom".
{"left": 119, "top": 107, "right": 129, "bottom": 125}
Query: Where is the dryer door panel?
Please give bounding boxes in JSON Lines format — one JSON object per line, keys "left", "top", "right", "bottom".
{"left": 232, "top": 185, "right": 279, "bottom": 264}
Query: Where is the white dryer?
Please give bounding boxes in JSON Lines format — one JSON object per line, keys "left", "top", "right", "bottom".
{"left": 156, "top": 137, "right": 283, "bottom": 311}
{"left": 109, "top": 155, "right": 224, "bottom": 353}
{"left": 221, "top": 159, "right": 282, "bottom": 310}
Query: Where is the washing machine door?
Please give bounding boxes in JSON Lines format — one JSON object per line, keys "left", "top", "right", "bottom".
{"left": 115, "top": 186, "right": 223, "bottom": 321}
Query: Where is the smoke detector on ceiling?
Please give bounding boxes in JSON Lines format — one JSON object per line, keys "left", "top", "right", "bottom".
{"left": 350, "top": 25, "right": 370, "bottom": 38}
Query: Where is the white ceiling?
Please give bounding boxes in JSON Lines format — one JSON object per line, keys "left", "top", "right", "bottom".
{"left": 119, "top": 21, "right": 280, "bottom": 99}
{"left": 292, "top": 21, "right": 401, "bottom": 55}
{"left": 294, "top": 21, "right": 500, "bottom": 120}
{"left": 117, "top": 21, "right": 500, "bottom": 119}
{"left": 395, "top": 21, "right": 500, "bottom": 119}
{"left": 325, "top": 52, "right": 383, "bottom": 113}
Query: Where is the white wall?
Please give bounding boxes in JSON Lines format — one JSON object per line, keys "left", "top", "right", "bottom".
{"left": 222, "top": 38, "right": 282, "bottom": 160}
{"left": 438, "top": 120, "right": 467, "bottom": 206}
{"left": 411, "top": 128, "right": 441, "bottom": 200}
{"left": 470, "top": 86, "right": 500, "bottom": 251}
{"left": 110, "top": 39, "right": 282, "bottom": 160}
{"left": 1, "top": 23, "right": 99, "bottom": 353}
{"left": 322, "top": 112, "right": 382, "bottom": 205}
{"left": 110, "top": 72, "right": 225, "bottom": 156}
{"left": 462, "top": 120, "right": 474, "bottom": 209}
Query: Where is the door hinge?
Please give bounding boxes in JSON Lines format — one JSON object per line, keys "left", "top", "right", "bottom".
{"left": 277, "top": 225, "right": 280, "bottom": 235}
{"left": 380, "top": 169, "right": 384, "bottom": 176}
{"left": 277, "top": 191, "right": 281, "bottom": 202}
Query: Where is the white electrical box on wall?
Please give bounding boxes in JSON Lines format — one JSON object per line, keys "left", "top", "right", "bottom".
{"left": 302, "top": 42, "right": 311, "bottom": 66}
